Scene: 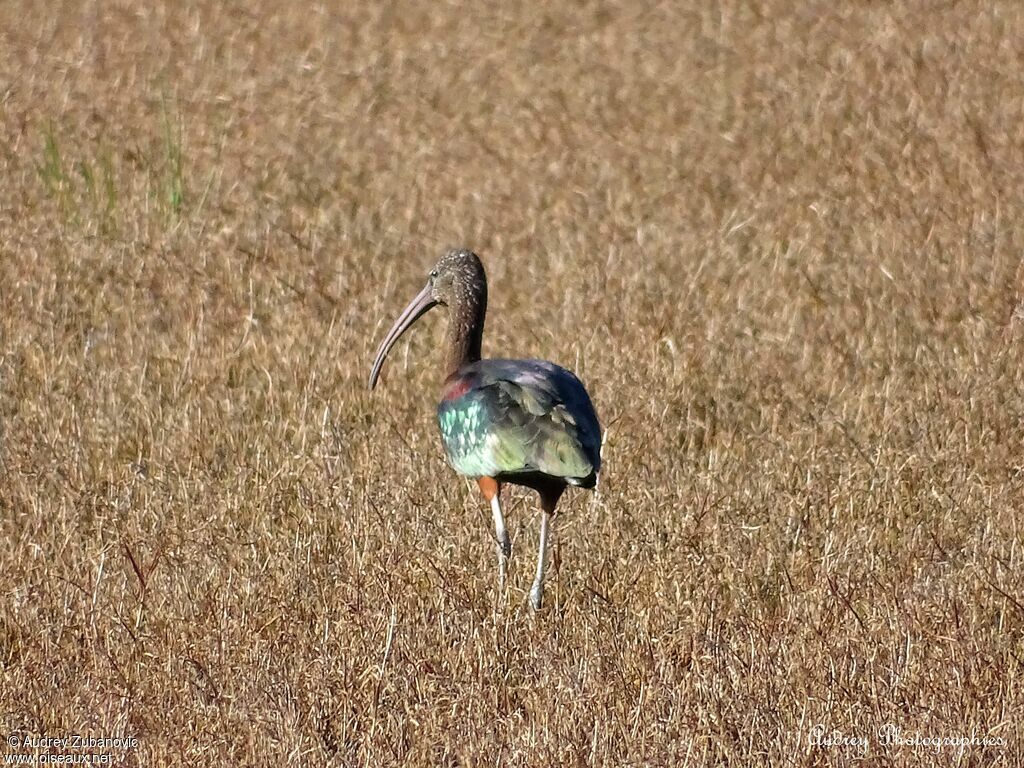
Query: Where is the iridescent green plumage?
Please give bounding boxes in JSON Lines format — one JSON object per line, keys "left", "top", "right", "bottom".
{"left": 437, "top": 359, "right": 601, "bottom": 487}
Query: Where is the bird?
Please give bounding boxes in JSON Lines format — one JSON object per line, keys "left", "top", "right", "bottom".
{"left": 368, "top": 248, "right": 602, "bottom": 610}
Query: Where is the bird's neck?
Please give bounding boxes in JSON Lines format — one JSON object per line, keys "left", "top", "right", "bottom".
{"left": 444, "top": 290, "right": 486, "bottom": 380}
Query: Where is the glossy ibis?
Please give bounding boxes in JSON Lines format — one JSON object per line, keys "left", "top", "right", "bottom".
{"left": 368, "top": 249, "right": 602, "bottom": 610}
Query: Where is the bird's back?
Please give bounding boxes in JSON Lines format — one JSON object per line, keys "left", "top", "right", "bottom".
{"left": 436, "top": 359, "right": 601, "bottom": 488}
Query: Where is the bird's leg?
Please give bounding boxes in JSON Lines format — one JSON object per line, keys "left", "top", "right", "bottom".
{"left": 529, "top": 488, "right": 562, "bottom": 611}
{"left": 491, "top": 495, "right": 510, "bottom": 590}
{"left": 528, "top": 511, "right": 550, "bottom": 610}
{"left": 478, "top": 478, "right": 509, "bottom": 591}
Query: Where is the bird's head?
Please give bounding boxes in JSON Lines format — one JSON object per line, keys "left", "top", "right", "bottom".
{"left": 368, "top": 248, "right": 487, "bottom": 389}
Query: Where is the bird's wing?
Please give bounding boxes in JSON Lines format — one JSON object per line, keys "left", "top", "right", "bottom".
{"left": 437, "top": 360, "right": 601, "bottom": 484}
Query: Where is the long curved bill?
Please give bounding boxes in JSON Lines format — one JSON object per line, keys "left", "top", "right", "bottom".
{"left": 368, "top": 282, "right": 437, "bottom": 389}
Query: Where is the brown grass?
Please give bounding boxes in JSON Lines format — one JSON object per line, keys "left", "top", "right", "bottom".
{"left": 2, "top": 0, "right": 1023, "bottom": 765}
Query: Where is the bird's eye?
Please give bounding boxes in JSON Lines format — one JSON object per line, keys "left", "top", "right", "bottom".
{"left": 429, "top": 270, "right": 438, "bottom": 279}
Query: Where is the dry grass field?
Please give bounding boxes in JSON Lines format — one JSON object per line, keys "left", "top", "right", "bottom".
{"left": 2, "top": 0, "right": 1023, "bottom": 764}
